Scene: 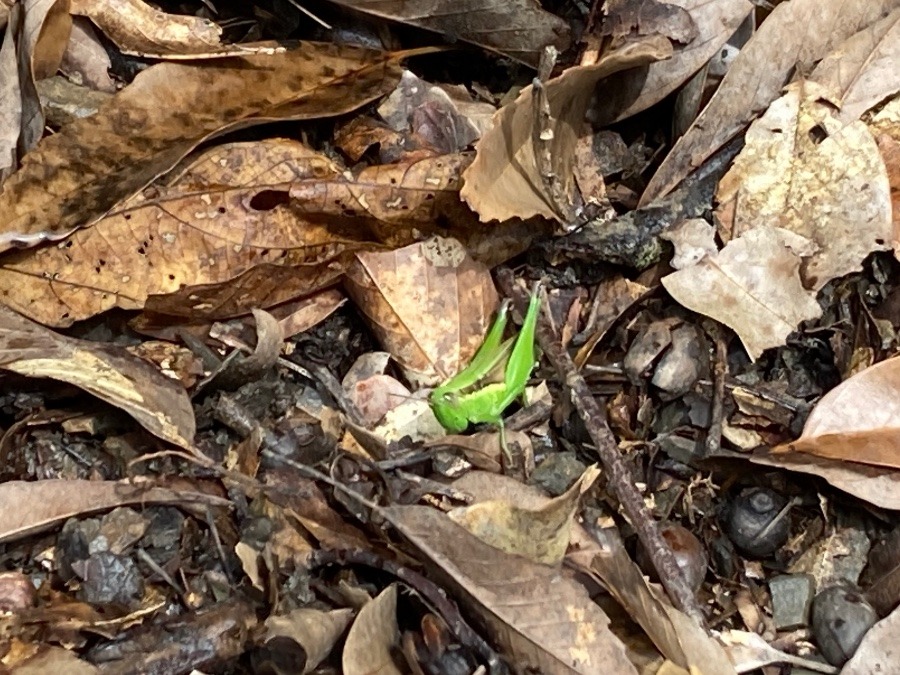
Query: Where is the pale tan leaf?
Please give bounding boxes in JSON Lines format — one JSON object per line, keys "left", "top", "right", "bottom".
{"left": 641, "top": 0, "right": 900, "bottom": 205}
{"left": 594, "top": 0, "right": 752, "bottom": 124}
{"left": 342, "top": 585, "right": 402, "bottom": 675}
{"left": 60, "top": 17, "right": 115, "bottom": 92}
{"left": 0, "top": 42, "right": 402, "bottom": 251}
{"left": 715, "top": 81, "right": 892, "bottom": 289}
{"left": 328, "top": 0, "right": 570, "bottom": 67}
{"left": 388, "top": 504, "right": 639, "bottom": 674}
{"left": 345, "top": 237, "right": 499, "bottom": 387}
{"left": 264, "top": 608, "right": 354, "bottom": 674}
{"left": 772, "top": 356, "right": 900, "bottom": 469}
{"left": 661, "top": 227, "right": 822, "bottom": 360}
{"left": 0, "top": 478, "right": 227, "bottom": 544}
{"left": 841, "top": 604, "right": 900, "bottom": 674}
{"left": 811, "top": 8, "right": 900, "bottom": 124}
{"left": 70, "top": 0, "right": 224, "bottom": 58}
{"left": 448, "top": 465, "right": 600, "bottom": 566}
{"left": 0, "top": 305, "right": 195, "bottom": 448}
{"left": 461, "top": 39, "right": 670, "bottom": 223}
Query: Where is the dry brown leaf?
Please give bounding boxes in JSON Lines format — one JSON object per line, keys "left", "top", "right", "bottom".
{"left": 641, "top": 0, "right": 900, "bottom": 205}
{"left": 661, "top": 227, "right": 822, "bottom": 360}
{"left": 70, "top": 0, "right": 224, "bottom": 58}
{"left": 811, "top": 8, "right": 900, "bottom": 125}
{"left": 345, "top": 237, "right": 498, "bottom": 387}
{"left": 387, "top": 504, "right": 639, "bottom": 674}
{"left": 0, "top": 140, "right": 370, "bottom": 326}
{"left": 0, "top": 42, "right": 403, "bottom": 251}
{"left": 715, "top": 80, "right": 892, "bottom": 290}
{"left": 461, "top": 38, "right": 671, "bottom": 223}
{"left": 868, "top": 95, "right": 900, "bottom": 250}
{"left": 448, "top": 465, "right": 600, "bottom": 566}
{"left": 0, "top": 4, "right": 20, "bottom": 179}
{"left": 0, "top": 478, "right": 227, "bottom": 544}
{"left": 0, "top": 304, "right": 195, "bottom": 448}
{"left": 594, "top": 0, "right": 751, "bottom": 124}
{"left": 60, "top": 17, "right": 115, "bottom": 92}
{"left": 454, "top": 471, "right": 733, "bottom": 674}
{"left": 772, "top": 357, "right": 900, "bottom": 469}
{"left": 262, "top": 608, "right": 354, "bottom": 674}
{"left": 342, "top": 585, "right": 402, "bottom": 675}
{"left": 329, "top": 0, "right": 570, "bottom": 67}
{"left": 717, "top": 630, "right": 839, "bottom": 673}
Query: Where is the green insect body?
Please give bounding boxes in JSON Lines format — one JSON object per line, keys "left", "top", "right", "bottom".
{"left": 430, "top": 285, "right": 541, "bottom": 433}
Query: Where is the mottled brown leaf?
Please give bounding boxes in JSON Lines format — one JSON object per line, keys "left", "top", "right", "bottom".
{"left": 0, "top": 304, "right": 195, "bottom": 448}
{"left": 345, "top": 237, "right": 499, "bottom": 388}
{"left": 0, "top": 41, "right": 403, "bottom": 251}
{"left": 329, "top": 0, "right": 570, "bottom": 67}
{"left": 642, "top": 0, "right": 900, "bottom": 205}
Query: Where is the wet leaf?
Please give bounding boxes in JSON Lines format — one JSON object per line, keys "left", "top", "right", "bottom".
{"left": 0, "top": 42, "right": 403, "bottom": 251}
{"left": 0, "top": 304, "right": 195, "bottom": 448}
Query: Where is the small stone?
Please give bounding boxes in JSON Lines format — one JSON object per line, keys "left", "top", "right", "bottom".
{"left": 531, "top": 452, "right": 587, "bottom": 497}
{"left": 812, "top": 582, "right": 878, "bottom": 666}
{"left": 74, "top": 552, "right": 144, "bottom": 606}
{"left": 769, "top": 573, "right": 815, "bottom": 630}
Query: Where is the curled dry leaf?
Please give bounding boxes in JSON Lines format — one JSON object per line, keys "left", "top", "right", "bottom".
{"left": 262, "top": 608, "right": 354, "bottom": 675}
{"left": 461, "top": 38, "right": 671, "bottom": 223}
{"left": 661, "top": 227, "right": 822, "bottom": 360}
{"left": 342, "top": 585, "right": 402, "bottom": 675}
{"left": 328, "top": 0, "right": 570, "bottom": 67}
{"left": 345, "top": 237, "right": 499, "bottom": 387}
{"left": 772, "top": 357, "right": 900, "bottom": 470}
{"left": 0, "top": 42, "right": 403, "bottom": 251}
{"left": 0, "top": 304, "right": 196, "bottom": 449}
{"left": 70, "top": 0, "right": 224, "bottom": 58}
{"left": 641, "top": 0, "right": 899, "bottom": 205}
{"left": 715, "top": 80, "right": 892, "bottom": 290}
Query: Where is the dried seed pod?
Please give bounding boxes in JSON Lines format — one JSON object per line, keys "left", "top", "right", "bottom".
{"left": 637, "top": 523, "right": 708, "bottom": 593}
{"left": 722, "top": 487, "right": 789, "bottom": 557}
{"left": 812, "top": 583, "right": 878, "bottom": 666}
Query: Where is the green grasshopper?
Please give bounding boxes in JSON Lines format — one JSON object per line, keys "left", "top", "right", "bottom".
{"left": 430, "top": 283, "right": 542, "bottom": 436}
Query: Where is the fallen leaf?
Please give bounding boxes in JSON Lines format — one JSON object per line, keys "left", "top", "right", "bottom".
{"left": 387, "top": 504, "right": 639, "bottom": 674}
{"left": 718, "top": 629, "right": 838, "bottom": 673}
{"left": 342, "top": 585, "right": 402, "bottom": 675}
{"left": 329, "top": 0, "right": 570, "bottom": 67}
{"left": 0, "top": 478, "right": 227, "bottom": 544}
{"left": 448, "top": 465, "right": 600, "bottom": 565}
{"left": 345, "top": 236, "right": 499, "bottom": 387}
{"left": 661, "top": 227, "right": 822, "bottom": 360}
{"left": 70, "top": 0, "right": 224, "bottom": 58}
{"left": 60, "top": 17, "right": 115, "bottom": 92}
{"left": 810, "top": 8, "right": 900, "bottom": 125}
{"left": 592, "top": 0, "right": 752, "bottom": 124}
{"left": 262, "top": 608, "right": 354, "bottom": 674}
{"left": 641, "top": 0, "right": 900, "bottom": 205}
{"left": 0, "top": 41, "right": 403, "bottom": 251}
{"left": 772, "top": 356, "right": 900, "bottom": 469}
{"left": 715, "top": 80, "right": 892, "bottom": 290}
{"left": 461, "top": 38, "right": 670, "bottom": 223}
{"left": 660, "top": 217, "right": 717, "bottom": 270}
{"left": 0, "top": 304, "right": 196, "bottom": 449}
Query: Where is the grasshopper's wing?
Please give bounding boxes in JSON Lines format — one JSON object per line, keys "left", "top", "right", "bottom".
{"left": 434, "top": 300, "right": 511, "bottom": 395}
{"left": 496, "top": 284, "right": 542, "bottom": 411}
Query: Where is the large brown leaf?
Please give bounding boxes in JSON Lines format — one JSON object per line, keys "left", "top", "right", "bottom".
{"left": 772, "top": 356, "right": 900, "bottom": 469}
{"left": 328, "top": 0, "right": 570, "bottom": 67}
{"left": 0, "top": 304, "right": 195, "bottom": 448}
{"left": 641, "top": 0, "right": 900, "bottom": 205}
{"left": 0, "top": 41, "right": 403, "bottom": 251}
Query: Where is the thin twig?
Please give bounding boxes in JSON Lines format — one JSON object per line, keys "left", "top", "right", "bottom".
{"left": 704, "top": 323, "right": 728, "bottom": 458}
{"left": 497, "top": 270, "right": 707, "bottom": 628}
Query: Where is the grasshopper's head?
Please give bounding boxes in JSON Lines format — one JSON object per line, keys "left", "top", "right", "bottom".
{"left": 429, "top": 390, "right": 469, "bottom": 434}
